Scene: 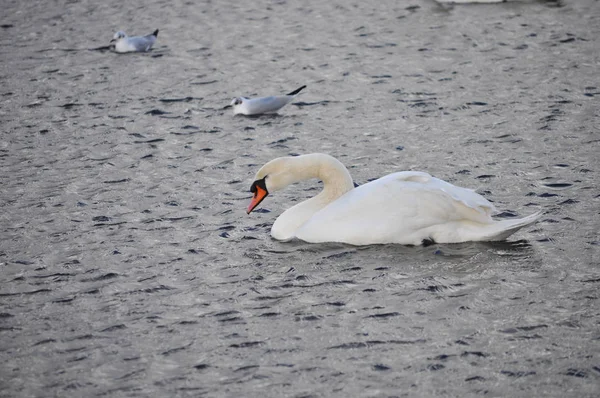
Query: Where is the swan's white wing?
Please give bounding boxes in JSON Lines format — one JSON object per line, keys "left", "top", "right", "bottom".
{"left": 244, "top": 96, "right": 293, "bottom": 114}
{"left": 295, "top": 171, "right": 496, "bottom": 245}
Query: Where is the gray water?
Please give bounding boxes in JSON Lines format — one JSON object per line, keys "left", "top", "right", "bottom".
{"left": 1, "top": 0, "right": 599, "bottom": 396}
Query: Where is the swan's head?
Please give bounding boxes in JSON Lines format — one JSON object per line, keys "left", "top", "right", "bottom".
{"left": 246, "top": 154, "right": 354, "bottom": 214}
{"left": 247, "top": 157, "right": 297, "bottom": 214}
{"left": 247, "top": 176, "right": 269, "bottom": 214}
{"left": 111, "top": 31, "right": 127, "bottom": 43}
{"left": 223, "top": 97, "right": 245, "bottom": 114}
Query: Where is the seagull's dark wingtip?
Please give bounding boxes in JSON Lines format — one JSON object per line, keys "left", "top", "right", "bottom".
{"left": 152, "top": 29, "right": 159, "bottom": 37}
{"left": 286, "top": 85, "right": 307, "bottom": 96}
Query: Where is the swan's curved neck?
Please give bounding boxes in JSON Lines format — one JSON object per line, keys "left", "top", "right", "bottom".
{"left": 266, "top": 154, "right": 355, "bottom": 241}
{"left": 276, "top": 154, "right": 354, "bottom": 203}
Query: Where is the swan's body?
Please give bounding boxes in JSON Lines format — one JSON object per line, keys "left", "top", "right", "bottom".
{"left": 111, "top": 29, "right": 158, "bottom": 53}
{"left": 226, "top": 85, "right": 306, "bottom": 116}
{"left": 246, "top": 154, "right": 541, "bottom": 246}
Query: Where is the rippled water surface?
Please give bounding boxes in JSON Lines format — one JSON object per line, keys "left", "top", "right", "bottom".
{"left": 1, "top": 0, "right": 599, "bottom": 396}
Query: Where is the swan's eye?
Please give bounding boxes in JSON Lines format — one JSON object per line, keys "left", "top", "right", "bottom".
{"left": 250, "top": 177, "right": 267, "bottom": 194}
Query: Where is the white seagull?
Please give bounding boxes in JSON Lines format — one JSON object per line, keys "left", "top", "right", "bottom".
{"left": 224, "top": 85, "right": 307, "bottom": 116}
{"left": 247, "top": 153, "right": 542, "bottom": 246}
{"left": 110, "top": 29, "right": 159, "bottom": 53}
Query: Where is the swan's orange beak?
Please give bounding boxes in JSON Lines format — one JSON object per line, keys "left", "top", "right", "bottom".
{"left": 247, "top": 186, "right": 268, "bottom": 214}
{"left": 247, "top": 178, "right": 269, "bottom": 214}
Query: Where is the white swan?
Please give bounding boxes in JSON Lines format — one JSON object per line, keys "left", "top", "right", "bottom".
{"left": 246, "top": 153, "right": 541, "bottom": 246}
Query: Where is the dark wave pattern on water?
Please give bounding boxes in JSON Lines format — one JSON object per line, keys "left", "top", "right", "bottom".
{"left": 1, "top": 0, "right": 599, "bottom": 396}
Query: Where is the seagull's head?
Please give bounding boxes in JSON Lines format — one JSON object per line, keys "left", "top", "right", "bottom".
{"left": 110, "top": 31, "right": 127, "bottom": 43}
{"left": 223, "top": 97, "right": 245, "bottom": 114}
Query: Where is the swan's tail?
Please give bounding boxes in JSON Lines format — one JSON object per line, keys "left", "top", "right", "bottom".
{"left": 482, "top": 211, "right": 543, "bottom": 241}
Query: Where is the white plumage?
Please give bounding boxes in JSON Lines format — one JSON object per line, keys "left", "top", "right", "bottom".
{"left": 247, "top": 153, "right": 541, "bottom": 246}
{"left": 226, "top": 85, "right": 306, "bottom": 116}
{"left": 111, "top": 29, "right": 159, "bottom": 53}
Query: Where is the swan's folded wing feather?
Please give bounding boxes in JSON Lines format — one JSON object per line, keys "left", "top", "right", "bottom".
{"left": 385, "top": 171, "right": 495, "bottom": 218}
{"left": 434, "top": 181, "right": 496, "bottom": 219}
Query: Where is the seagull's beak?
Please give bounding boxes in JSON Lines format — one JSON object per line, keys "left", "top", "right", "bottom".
{"left": 223, "top": 104, "right": 232, "bottom": 110}
{"left": 110, "top": 39, "right": 116, "bottom": 43}
{"left": 247, "top": 184, "right": 268, "bottom": 214}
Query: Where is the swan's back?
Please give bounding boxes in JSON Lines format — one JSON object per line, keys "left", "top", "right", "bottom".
{"left": 295, "top": 171, "right": 498, "bottom": 245}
